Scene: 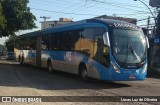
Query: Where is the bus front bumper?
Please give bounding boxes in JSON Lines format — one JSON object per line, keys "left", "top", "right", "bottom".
{"left": 106, "top": 74, "right": 147, "bottom": 81}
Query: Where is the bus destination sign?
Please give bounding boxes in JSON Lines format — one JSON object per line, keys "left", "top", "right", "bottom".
{"left": 113, "top": 23, "right": 138, "bottom": 29}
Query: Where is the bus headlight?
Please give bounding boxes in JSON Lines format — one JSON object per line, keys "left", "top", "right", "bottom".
{"left": 142, "top": 64, "right": 147, "bottom": 74}
{"left": 111, "top": 62, "right": 121, "bottom": 73}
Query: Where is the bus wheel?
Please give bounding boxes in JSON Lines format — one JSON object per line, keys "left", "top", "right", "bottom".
{"left": 80, "top": 65, "right": 89, "bottom": 81}
{"left": 48, "top": 61, "right": 53, "bottom": 73}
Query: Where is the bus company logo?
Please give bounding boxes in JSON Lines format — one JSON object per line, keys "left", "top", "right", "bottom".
{"left": 2, "top": 97, "right": 11, "bottom": 102}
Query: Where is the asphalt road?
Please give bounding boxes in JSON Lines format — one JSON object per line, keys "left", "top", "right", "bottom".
{"left": 0, "top": 60, "right": 160, "bottom": 105}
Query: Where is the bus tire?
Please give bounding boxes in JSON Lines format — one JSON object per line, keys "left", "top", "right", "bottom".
{"left": 79, "top": 65, "right": 89, "bottom": 81}
{"left": 47, "top": 61, "right": 54, "bottom": 73}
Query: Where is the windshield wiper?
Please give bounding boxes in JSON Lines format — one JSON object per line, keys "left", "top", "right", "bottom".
{"left": 122, "top": 44, "right": 141, "bottom": 68}
{"left": 131, "top": 45, "right": 141, "bottom": 62}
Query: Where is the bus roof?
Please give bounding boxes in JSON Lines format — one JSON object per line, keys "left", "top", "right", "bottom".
{"left": 87, "top": 18, "right": 139, "bottom": 30}
{"left": 19, "top": 18, "right": 140, "bottom": 37}
{"left": 43, "top": 18, "right": 139, "bottom": 34}
{"left": 18, "top": 30, "right": 40, "bottom": 38}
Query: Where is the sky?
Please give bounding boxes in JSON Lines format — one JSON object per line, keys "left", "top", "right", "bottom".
{"left": 0, "top": 0, "right": 157, "bottom": 45}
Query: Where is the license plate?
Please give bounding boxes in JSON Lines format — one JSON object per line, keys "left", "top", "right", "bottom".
{"left": 129, "top": 76, "right": 135, "bottom": 79}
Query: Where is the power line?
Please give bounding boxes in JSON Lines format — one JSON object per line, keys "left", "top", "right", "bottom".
{"left": 69, "top": 0, "right": 147, "bottom": 15}
{"left": 29, "top": 0, "right": 156, "bottom": 25}
{"left": 58, "top": 1, "right": 151, "bottom": 17}
{"left": 31, "top": 7, "right": 155, "bottom": 22}
{"left": 30, "top": 0, "right": 82, "bottom": 18}
{"left": 31, "top": 8, "right": 98, "bottom": 16}
{"left": 30, "top": 1, "right": 75, "bottom": 8}
{"left": 65, "top": 2, "right": 95, "bottom": 13}
{"left": 56, "top": 0, "right": 84, "bottom": 13}
{"left": 102, "top": 0, "right": 146, "bottom": 9}
{"left": 29, "top": 0, "right": 154, "bottom": 20}
{"left": 134, "top": 0, "right": 156, "bottom": 24}
{"left": 137, "top": 17, "right": 155, "bottom": 21}
{"left": 31, "top": 7, "right": 153, "bottom": 19}
{"left": 36, "top": 0, "right": 79, "bottom": 6}
{"left": 90, "top": 0, "right": 149, "bottom": 13}
{"left": 31, "top": 0, "right": 150, "bottom": 14}
{"left": 117, "top": 12, "right": 151, "bottom": 16}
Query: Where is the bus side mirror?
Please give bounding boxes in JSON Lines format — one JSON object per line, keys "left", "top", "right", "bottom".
{"left": 145, "top": 36, "right": 149, "bottom": 48}
{"left": 103, "top": 32, "right": 110, "bottom": 47}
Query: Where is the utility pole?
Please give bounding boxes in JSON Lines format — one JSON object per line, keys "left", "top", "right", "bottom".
{"left": 149, "top": 10, "right": 160, "bottom": 73}
{"left": 147, "top": 16, "right": 150, "bottom": 36}
{"left": 40, "top": 16, "right": 50, "bottom": 29}
{"left": 156, "top": 10, "right": 160, "bottom": 37}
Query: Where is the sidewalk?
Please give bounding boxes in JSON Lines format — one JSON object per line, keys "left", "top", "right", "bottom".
{"left": 0, "top": 60, "right": 19, "bottom": 64}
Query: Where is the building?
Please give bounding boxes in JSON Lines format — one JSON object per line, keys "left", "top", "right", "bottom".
{"left": 41, "top": 18, "right": 72, "bottom": 30}
{"left": 94, "top": 15, "right": 137, "bottom": 24}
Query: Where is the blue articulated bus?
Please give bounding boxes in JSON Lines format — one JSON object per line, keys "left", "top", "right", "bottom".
{"left": 16, "top": 18, "right": 149, "bottom": 81}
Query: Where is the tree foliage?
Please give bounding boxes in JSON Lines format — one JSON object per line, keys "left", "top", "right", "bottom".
{"left": 0, "top": 44, "right": 5, "bottom": 51}
{"left": 0, "top": 1, "right": 6, "bottom": 32}
{"left": 0, "top": 0, "right": 36, "bottom": 37}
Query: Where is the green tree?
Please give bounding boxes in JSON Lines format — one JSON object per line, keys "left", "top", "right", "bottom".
{"left": 0, "top": 44, "right": 5, "bottom": 51}
{"left": 0, "top": 1, "right": 6, "bottom": 33}
{"left": 0, "top": 0, "right": 36, "bottom": 37}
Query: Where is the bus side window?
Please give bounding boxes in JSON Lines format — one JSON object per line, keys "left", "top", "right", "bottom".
{"left": 42, "top": 35, "right": 49, "bottom": 50}
{"left": 69, "top": 30, "right": 81, "bottom": 51}
{"left": 81, "top": 28, "right": 94, "bottom": 57}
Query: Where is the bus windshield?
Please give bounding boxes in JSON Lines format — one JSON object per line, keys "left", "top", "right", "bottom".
{"left": 111, "top": 29, "right": 146, "bottom": 67}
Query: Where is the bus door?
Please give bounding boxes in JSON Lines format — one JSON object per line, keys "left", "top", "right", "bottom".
{"left": 92, "top": 30, "right": 110, "bottom": 79}
{"left": 95, "top": 36, "right": 110, "bottom": 67}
